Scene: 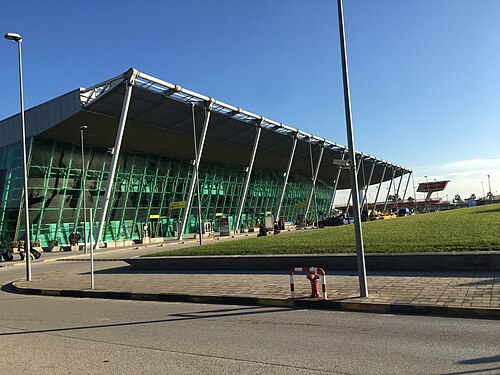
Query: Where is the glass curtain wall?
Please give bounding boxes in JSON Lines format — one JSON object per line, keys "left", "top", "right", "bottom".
{"left": 1, "top": 137, "right": 333, "bottom": 246}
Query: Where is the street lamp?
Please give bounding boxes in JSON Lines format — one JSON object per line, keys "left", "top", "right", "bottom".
{"left": 5, "top": 32, "right": 31, "bottom": 281}
{"left": 487, "top": 174, "right": 492, "bottom": 202}
{"left": 80, "top": 125, "right": 88, "bottom": 254}
{"left": 424, "top": 175, "right": 428, "bottom": 211}
{"left": 336, "top": 0, "right": 368, "bottom": 297}
{"left": 434, "top": 179, "right": 437, "bottom": 202}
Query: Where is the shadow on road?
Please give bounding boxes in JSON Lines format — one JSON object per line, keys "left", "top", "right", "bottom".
{"left": 0, "top": 305, "right": 291, "bottom": 337}
{"left": 439, "top": 355, "right": 500, "bottom": 375}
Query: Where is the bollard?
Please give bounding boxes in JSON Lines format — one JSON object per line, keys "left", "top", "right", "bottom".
{"left": 289, "top": 267, "right": 327, "bottom": 300}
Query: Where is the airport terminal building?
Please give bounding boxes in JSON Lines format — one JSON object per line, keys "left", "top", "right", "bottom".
{"left": 0, "top": 69, "right": 411, "bottom": 247}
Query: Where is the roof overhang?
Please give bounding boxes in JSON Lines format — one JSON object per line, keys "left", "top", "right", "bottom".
{"left": 1, "top": 68, "right": 411, "bottom": 189}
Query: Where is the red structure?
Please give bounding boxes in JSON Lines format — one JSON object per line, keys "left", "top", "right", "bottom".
{"left": 417, "top": 180, "right": 449, "bottom": 193}
{"left": 417, "top": 180, "right": 450, "bottom": 203}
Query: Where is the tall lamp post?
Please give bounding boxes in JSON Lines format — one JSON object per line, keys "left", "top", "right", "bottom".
{"left": 80, "top": 125, "right": 88, "bottom": 254}
{"left": 424, "top": 175, "right": 428, "bottom": 211}
{"left": 487, "top": 174, "right": 492, "bottom": 202}
{"left": 336, "top": 0, "right": 368, "bottom": 297}
{"left": 5, "top": 32, "right": 31, "bottom": 281}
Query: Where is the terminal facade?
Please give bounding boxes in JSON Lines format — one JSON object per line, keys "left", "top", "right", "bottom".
{"left": 0, "top": 69, "right": 411, "bottom": 247}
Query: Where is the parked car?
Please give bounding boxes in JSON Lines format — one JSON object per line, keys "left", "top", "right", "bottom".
{"left": 318, "top": 216, "right": 344, "bottom": 227}
{"left": 397, "top": 208, "right": 411, "bottom": 217}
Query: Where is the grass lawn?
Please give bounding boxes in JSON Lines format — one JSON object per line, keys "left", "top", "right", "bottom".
{"left": 146, "top": 203, "right": 500, "bottom": 257}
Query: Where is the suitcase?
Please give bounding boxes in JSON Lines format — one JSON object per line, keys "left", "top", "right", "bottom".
{"left": 30, "top": 249, "right": 41, "bottom": 259}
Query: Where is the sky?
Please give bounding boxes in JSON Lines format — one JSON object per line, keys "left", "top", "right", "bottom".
{"left": 0, "top": 0, "right": 499, "bottom": 203}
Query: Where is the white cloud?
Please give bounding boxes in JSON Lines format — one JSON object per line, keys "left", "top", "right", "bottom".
{"left": 411, "top": 158, "right": 499, "bottom": 200}
{"left": 437, "top": 158, "right": 500, "bottom": 172}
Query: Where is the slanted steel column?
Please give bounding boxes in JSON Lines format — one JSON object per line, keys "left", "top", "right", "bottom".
{"left": 401, "top": 171, "right": 411, "bottom": 202}
{"left": 371, "top": 165, "right": 386, "bottom": 216}
{"left": 234, "top": 122, "right": 262, "bottom": 234}
{"left": 191, "top": 104, "right": 203, "bottom": 246}
{"left": 383, "top": 168, "right": 396, "bottom": 212}
{"left": 95, "top": 75, "right": 136, "bottom": 248}
{"left": 178, "top": 101, "right": 214, "bottom": 240}
{"left": 304, "top": 143, "right": 325, "bottom": 224}
{"left": 394, "top": 171, "right": 404, "bottom": 211}
{"left": 411, "top": 172, "right": 418, "bottom": 211}
{"left": 328, "top": 153, "right": 346, "bottom": 214}
{"left": 344, "top": 155, "right": 363, "bottom": 213}
{"left": 361, "top": 162, "right": 376, "bottom": 211}
{"left": 275, "top": 135, "right": 298, "bottom": 221}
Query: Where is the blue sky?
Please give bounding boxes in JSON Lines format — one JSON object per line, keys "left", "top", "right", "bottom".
{"left": 1, "top": 0, "right": 499, "bottom": 201}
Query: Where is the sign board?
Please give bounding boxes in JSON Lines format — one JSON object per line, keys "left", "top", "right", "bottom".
{"left": 215, "top": 212, "right": 223, "bottom": 217}
{"left": 219, "top": 217, "right": 230, "bottom": 236}
{"left": 149, "top": 214, "right": 160, "bottom": 219}
{"left": 293, "top": 202, "right": 306, "bottom": 209}
{"left": 169, "top": 201, "right": 186, "bottom": 209}
{"left": 417, "top": 181, "right": 450, "bottom": 193}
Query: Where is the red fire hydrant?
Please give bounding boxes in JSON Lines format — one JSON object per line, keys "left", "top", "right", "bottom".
{"left": 306, "top": 270, "right": 321, "bottom": 299}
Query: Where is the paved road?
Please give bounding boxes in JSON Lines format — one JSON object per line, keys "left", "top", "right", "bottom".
{"left": 1, "top": 257, "right": 499, "bottom": 374}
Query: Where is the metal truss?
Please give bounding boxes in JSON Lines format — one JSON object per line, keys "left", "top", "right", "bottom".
{"left": 79, "top": 69, "right": 411, "bottom": 174}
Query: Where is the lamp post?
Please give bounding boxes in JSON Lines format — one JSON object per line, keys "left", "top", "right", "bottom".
{"left": 434, "top": 179, "right": 437, "bottom": 202}
{"left": 487, "top": 174, "right": 492, "bottom": 203}
{"left": 424, "top": 175, "right": 428, "bottom": 211}
{"left": 80, "top": 125, "right": 88, "bottom": 254}
{"left": 336, "top": 0, "right": 368, "bottom": 297}
{"left": 481, "top": 181, "right": 485, "bottom": 198}
{"left": 5, "top": 32, "right": 31, "bottom": 281}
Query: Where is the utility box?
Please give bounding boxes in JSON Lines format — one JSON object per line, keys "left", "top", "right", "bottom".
{"left": 264, "top": 216, "right": 274, "bottom": 231}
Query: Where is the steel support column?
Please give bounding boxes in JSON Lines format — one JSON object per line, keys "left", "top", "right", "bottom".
{"left": 178, "top": 102, "right": 213, "bottom": 240}
{"left": 275, "top": 136, "right": 298, "bottom": 221}
{"left": 191, "top": 104, "right": 203, "bottom": 246}
{"left": 361, "top": 162, "right": 376, "bottom": 212}
{"left": 411, "top": 172, "right": 418, "bottom": 211}
{"left": 394, "top": 171, "right": 404, "bottom": 211}
{"left": 304, "top": 143, "right": 325, "bottom": 224}
{"left": 383, "top": 168, "right": 396, "bottom": 213}
{"left": 401, "top": 171, "right": 411, "bottom": 202}
{"left": 344, "top": 155, "right": 363, "bottom": 213}
{"left": 95, "top": 78, "right": 135, "bottom": 247}
{"left": 234, "top": 123, "right": 262, "bottom": 234}
{"left": 328, "top": 153, "right": 346, "bottom": 214}
{"left": 371, "top": 165, "right": 386, "bottom": 216}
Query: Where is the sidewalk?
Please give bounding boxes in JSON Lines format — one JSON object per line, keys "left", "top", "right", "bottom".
{"left": 11, "top": 263, "right": 500, "bottom": 319}
{"left": 5, "top": 232, "right": 500, "bottom": 319}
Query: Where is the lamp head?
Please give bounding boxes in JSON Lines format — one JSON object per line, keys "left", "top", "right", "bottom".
{"left": 4, "top": 33, "right": 22, "bottom": 42}
{"left": 332, "top": 159, "right": 351, "bottom": 169}
{"left": 80, "top": 125, "right": 88, "bottom": 131}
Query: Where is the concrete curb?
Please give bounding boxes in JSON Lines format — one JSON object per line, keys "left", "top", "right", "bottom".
{"left": 127, "top": 252, "right": 500, "bottom": 272}
{"left": 9, "top": 282, "right": 499, "bottom": 320}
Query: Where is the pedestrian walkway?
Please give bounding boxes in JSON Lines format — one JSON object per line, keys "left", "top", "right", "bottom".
{"left": 12, "top": 263, "right": 500, "bottom": 319}
{"left": 5, "top": 231, "right": 500, "bottom": 318}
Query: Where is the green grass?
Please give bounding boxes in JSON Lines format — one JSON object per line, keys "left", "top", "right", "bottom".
{"left": 146, "top": 203, "right": 500, "bottom": 257}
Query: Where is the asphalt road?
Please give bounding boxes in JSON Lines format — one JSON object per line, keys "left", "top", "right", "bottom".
{"left": 1, "top": 256, "right": 499, "bottom": 374}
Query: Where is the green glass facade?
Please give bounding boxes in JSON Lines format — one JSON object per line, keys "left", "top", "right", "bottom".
{"left": 0, "top": 137, "right": 333, "bottom": 246}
